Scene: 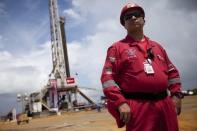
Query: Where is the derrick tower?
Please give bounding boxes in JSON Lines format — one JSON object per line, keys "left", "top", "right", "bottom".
{"left": 43, "top": 0, "right": 96, "bottom": 112}
{"left": 49, "top": 0, "right": 69, "bottom": 79}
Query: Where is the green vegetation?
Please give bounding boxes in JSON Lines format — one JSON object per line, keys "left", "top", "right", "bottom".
{"left": 192, "top": 88, "right": 197, "bottom": 94}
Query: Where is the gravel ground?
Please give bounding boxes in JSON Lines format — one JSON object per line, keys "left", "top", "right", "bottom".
{"left": 0, "top": 95, "right": 197, "bottom": 131}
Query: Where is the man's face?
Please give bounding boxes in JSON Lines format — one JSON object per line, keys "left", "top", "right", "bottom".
{"left": 123, "top": 9, "right": 145, "bottom": 32}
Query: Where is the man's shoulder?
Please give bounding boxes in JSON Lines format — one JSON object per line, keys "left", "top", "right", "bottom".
{"left": 147, "top": 38, "right": 167, "bottom": 54}
{"left": 148, "top": 38, "right": 164, "bottom": 49}
{"left": 110, "top": 39, "right": 127, "bottom": 47}
{"left": 106, "top": 39, "right": 127, "bottom": 53}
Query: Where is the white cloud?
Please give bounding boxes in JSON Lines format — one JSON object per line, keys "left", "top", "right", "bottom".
{"left": 0, "top": 41, "right": 52, "bottom": 94}
{"left": 63, "top": 9, "right": 80, "bottom": 20}
{"left": 62, "top": 8, "right": 85, "bottom": 27}
{"left": 0, "top": 50, "right": 12, "bottom": 61}
{"left": 0, "top": 3, "right": 8, "bottom": 17}
{"left": 0, "top": 35, "right": 4, "bottom": 49}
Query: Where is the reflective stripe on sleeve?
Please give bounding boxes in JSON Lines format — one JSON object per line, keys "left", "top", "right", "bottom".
{"left": 102, "top": 80, "right": 119, "bottom": 89}
{"left": 168, "top": 67, "right": 175, "bottom": 72}
{"left": 105, "top": 71, "right": 112, "bottom": 75}
{"left": 168, "top": 64, "right": 174, "bottom": 68}
{"left": 168, "top": 64, "right": 175, "bottom": 72}
{"left": 168, "top": 78, "right": 181, "bottom": 86}
{"left": 108, "top": 57, "right": 116, "bottom": 63}
{"left": 105, "top": 68, "right": 112, "bottom": 75}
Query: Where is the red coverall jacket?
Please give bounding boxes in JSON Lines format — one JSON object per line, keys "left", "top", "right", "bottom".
{"left": 101, "top": 35, "right": 182, "bottom": 129}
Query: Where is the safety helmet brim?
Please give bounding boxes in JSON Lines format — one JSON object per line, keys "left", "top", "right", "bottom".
{"left": 120, "top": 3, "right": 145, "bottom": 26}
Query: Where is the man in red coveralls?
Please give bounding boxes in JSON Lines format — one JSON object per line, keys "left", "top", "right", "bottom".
{"left": 101, "top": 2, "right": 184, "bottom": 131}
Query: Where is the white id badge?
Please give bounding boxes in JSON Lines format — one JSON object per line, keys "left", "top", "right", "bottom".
{"left": 144, "top": 63, "right": 154, "bottom": 74}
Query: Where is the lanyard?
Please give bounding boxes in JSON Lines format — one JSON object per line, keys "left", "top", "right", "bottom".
{"left": 138, "top": 37, "right": 149, "bottom": 58}
{"left": 128, "top": 36, "right": 153, "bottom": 59}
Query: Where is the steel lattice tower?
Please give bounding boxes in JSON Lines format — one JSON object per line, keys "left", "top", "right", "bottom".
{"left": 49, "top": 0, "right": 67, "bottom": 80}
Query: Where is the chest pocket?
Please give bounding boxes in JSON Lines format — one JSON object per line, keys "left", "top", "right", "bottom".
{"left": 123, "top": 57, "right": 144, "bottom": 74}
{"left": 155, "top": 54, "right": 168, "bottom": 73}
{"left": 120, "top": 48, "right": 144, "bottom": 74}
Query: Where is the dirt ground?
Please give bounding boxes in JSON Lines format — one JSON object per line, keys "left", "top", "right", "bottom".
{"left": 0, "top": 95, "right": 197, "bottom": 131}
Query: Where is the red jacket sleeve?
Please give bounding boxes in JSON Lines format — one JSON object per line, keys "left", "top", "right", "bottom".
{"left": 162, "top": 49, "right": 182, "bottom": 95}
{"left": 100, "top": 45, "right": 127, "bottom": 128}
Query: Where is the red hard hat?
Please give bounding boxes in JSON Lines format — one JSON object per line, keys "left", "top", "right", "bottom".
{"left": 120, "top": 3, "right": 145, "bottom": 26}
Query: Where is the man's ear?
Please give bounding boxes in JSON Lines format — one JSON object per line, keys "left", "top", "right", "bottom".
{"left": 123, "top": 23, "right": 127, "bottom": 29}
{"left": 143, "top": 19, "right": 146, "bottom": 25}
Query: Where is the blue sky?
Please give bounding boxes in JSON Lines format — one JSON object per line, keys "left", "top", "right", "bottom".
{"left": 0, "top": 0, "right": 197, "bottom": 115}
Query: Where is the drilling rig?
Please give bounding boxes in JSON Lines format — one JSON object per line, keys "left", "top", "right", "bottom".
{"left": 39, "top": 0, "right": 96, "bottom": 112}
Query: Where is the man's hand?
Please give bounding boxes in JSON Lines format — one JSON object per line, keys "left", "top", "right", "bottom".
{"left": 118, "top": 103, "right": 131, "bottom": 123}
{"left": 172, "top": 96, "right": 182, "bottom": 115}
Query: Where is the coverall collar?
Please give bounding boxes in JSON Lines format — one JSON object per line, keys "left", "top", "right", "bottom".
{"left": 124, "top": 35, "right": 154, "bottom": 49}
